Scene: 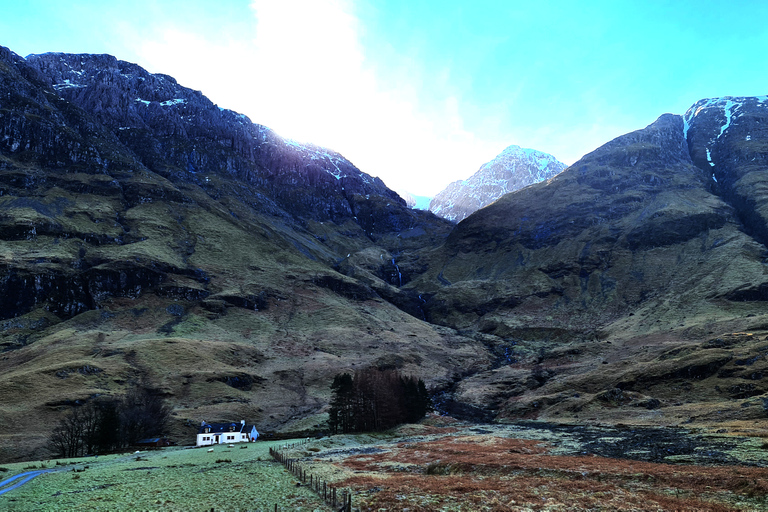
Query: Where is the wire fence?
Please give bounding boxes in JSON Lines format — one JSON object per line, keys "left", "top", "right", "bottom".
{"left": 270, "top": 439, "right": 353, "bottom": 512}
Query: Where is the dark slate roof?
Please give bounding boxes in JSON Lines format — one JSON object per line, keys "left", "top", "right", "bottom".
{"left": 198, "top": 421, "right": 248, "bottom": 434}
{"left": 136, "top": 438, "right": 167, "bottom": 444}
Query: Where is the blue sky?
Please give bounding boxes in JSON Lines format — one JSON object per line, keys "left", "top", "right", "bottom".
{"left": 2, "top": 0, "right": 767, "bottom": 195}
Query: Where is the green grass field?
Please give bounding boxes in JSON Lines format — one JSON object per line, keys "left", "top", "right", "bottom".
{"left": 0, "top": 441, "right": 329, "bottom": 511}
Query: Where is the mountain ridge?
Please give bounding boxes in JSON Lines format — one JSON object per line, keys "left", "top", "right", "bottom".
{"left": 24, "top": 51, "right": 406, "bottom": 224}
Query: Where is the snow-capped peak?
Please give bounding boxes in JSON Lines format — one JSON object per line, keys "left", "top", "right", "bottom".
{"left": 430, "top": 144, "right": 566, "bottom": 222}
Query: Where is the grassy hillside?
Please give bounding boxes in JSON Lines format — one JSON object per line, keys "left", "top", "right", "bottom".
{"left": 0, "top": 440, "right": 328, "bottom": 511}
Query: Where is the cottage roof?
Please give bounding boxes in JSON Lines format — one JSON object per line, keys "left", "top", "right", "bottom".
{"left": 198, "top": 421, "right": 252, "bottom": 434}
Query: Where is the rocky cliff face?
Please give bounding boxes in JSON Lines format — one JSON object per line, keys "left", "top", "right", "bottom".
{"left": 429, "top": 145, "right": 566, "bottom": 222}
{"left": 24, "top": 52, "right": 407, "bottom": 224}
{"left": 685, "top": 96, "right": 768, "bottom": 260}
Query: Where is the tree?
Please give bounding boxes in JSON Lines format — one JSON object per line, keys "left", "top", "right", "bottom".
{"left": 119, "top": 387, "right": 171, "bottom": 446}
{"left": 329, "top": 372, "right": 354, "bottom": 434}
{"left": 50, "top": 406, "right": 86, "bottom": 458}
{"left": 327, "top": 368, "right": 431, "bottom": 434}
{"left": 93, "top": 399, "right": 121, "bottom": 453}
{"left": 50, "top": 401, "right": 107, "bottom": 457}
{"left": 79, "top": 402, "right": 101, "bottom": 456}
{"left": 49, "top": 387, "right": 171, "bottom": 458}
{"left": 402, "top": 375, "right": 432, "bottom": 423}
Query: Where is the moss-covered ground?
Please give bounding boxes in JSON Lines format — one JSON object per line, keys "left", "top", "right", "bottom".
{"left": 279, "top": 419, "right": 768, "bottom": 512}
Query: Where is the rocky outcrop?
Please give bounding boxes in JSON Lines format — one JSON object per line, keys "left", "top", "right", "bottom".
{"left": 0, "top": 49, "right": 139, "bottom": 175}
{"left": 429, "top": 145, "right": 565, "bottom": 222}
{"left": 684, "top": 96, "right": 768, "bottom": 247}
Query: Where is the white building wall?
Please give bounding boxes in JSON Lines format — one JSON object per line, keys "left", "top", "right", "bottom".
{"left": 197, "top": 421, "right": 254, "bottom": 446}
{"left": 196, "top": 433, "right": 215, "bottom": 446}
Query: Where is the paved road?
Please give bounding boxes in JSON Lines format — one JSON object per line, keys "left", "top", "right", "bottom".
{"left": 0, "top": 469, "right": 58, "bottom": 496}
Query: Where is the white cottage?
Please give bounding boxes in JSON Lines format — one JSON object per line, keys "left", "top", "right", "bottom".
{"left": 196, "top": 420, "right": 259, "bottom": 446}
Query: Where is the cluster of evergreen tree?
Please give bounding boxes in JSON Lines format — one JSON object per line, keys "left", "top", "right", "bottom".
{"left": 328, "top": 368, "right": 432, "bottom": 434}
{"left": 49, "top": 388, "right": 171, "bottom": 458}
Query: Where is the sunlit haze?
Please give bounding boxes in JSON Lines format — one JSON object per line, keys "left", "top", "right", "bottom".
{"left": 2, "top": 0, "right": 767, "bottom": 196}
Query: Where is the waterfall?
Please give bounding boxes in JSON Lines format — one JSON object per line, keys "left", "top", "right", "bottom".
{"left": 392, "top": 258, "right": 402, "bottom": 287}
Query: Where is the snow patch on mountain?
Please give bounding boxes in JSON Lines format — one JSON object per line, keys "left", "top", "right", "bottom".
{"left": 683, "top": 95, "right": 768, "bottom": 171}
{"left": 281, "top": 137, "right": 369, "bottom": 182}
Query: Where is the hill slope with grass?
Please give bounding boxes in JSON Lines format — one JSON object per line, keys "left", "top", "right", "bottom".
{"left": 0, "top": 45, "right": 489, "bottom": 461}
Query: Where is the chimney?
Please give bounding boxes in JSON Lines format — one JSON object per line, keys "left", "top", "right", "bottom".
{"left": 241, "top": 419, "right": 245, "bottom": 425}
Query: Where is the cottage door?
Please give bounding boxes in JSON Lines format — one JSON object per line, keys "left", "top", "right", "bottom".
{"left": 214, "top": 435, "right": 220, "bottom": 444}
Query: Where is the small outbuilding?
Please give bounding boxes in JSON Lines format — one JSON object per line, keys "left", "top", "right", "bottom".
{"left": 196, "top": 420, "right": 259, "bottom": 446}
{"left": 135, "top": 437, "right": 171, "bottom": 448}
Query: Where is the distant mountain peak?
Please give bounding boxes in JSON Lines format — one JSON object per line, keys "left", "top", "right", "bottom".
{"left": 429, "top": 144, "right": 566, "bottom": 222}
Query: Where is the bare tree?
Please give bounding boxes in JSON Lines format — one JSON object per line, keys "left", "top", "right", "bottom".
{"left": 49, "top": 388, "right": 171, "bottom": 457}
{"left": 119, "top": 387, "right": 171, "bottom": 446}
{"left": 50, "top": 406, "right": 87, "bottom": 458}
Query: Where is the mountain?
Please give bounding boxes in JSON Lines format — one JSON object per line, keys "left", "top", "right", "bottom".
{"left": 395, "top": 189, "right": 432, "bottom": 210}
{"left": 0, "top": 46, "right": 487, "bottom": 461}
{"left": 429, "top": 145, "right": 566, "bottom": 222}
{"left": 3, "top": 40, "right": 768, "bottom": 462}
{"left": 408, "top": 100, "right": 768, "bottom": 424}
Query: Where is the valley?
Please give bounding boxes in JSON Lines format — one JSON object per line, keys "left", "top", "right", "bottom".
{"left": 2, "top": 42, "right": 768, "bottom": 478}
{"left": 4, "top": 419, "right": 767, "bottom": 511}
